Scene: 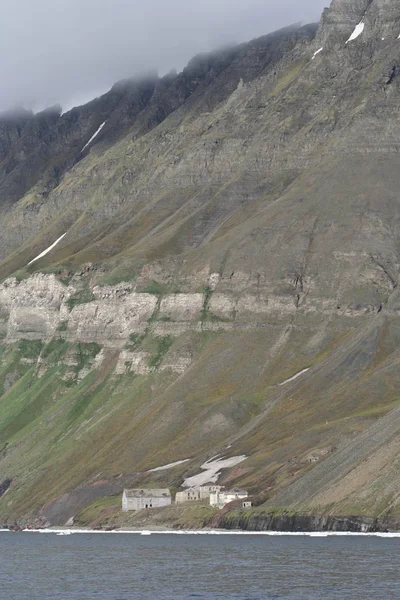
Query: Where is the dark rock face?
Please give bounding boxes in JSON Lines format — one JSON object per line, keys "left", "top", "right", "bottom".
{"left": 0, "top": 478, "right": 12, "bottom": 498}
{"left": 319, "top": 0, "right": 400, "bottom": 48}
{"left": 40, "top": 484, "right": 121, "bottom": 526}
{"left": 219, "top": 512, "right": 400, "bottom": 533}
{"left": 0, "top": 109, "right": 33, "bottom": 163}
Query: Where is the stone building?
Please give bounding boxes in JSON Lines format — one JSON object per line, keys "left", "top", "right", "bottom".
{"left": 210, "top": 488, "right": 248, "bottom": 509}
{"left": 175, "top": 488, "right": 200, "bottom": 504}
{"left": 199, "top": 484, "right": 223, "bottom": 500}
{"left": 175, "top": 485, "right": 223, "bottom": 504}
{"left": 122, "top": 488, "right": 171, "bottom": 511}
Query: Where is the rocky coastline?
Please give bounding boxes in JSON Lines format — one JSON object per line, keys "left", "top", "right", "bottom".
{"left": 218, "top": 512, "right": 400, "bottom": 534}
{"left": 3, "top": 512, "right": 400, "bottom": 534}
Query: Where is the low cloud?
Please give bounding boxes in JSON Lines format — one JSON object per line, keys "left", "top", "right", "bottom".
{"left": 0, "top": 0, "right": 327, "bottom": 112}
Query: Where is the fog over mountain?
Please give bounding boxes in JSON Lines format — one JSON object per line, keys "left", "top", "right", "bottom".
{"left": 0, "top": 0, "right": 327, "bottom": 112}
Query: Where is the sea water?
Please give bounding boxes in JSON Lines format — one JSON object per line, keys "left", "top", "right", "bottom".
{"left": 1, "top": 531, "right": 399, "bottom": 599}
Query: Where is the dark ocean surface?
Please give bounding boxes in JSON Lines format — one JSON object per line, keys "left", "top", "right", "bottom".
{"left": 1, "top": 531, "right": 399, "bottom": 599}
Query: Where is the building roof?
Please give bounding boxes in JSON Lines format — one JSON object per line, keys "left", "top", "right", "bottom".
{"left": 199, "top": 484, "right": 223, "bottom": 489}
{"left": 124, "top": 488, "right": 171, "bottom": 498}
{"left": 224, "top": 488, "right": 248, "bottom": 495}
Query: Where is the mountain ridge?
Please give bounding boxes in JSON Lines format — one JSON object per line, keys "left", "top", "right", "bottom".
{"left": 1, "top": 0, "right": 400, "bottom": 529}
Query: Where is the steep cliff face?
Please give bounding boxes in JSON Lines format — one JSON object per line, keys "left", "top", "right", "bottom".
{"left": 1, "top": 0, "right": 400, "bottom": 527}
{"left": 0, "top": 23, "right": 315, "bottom": 264}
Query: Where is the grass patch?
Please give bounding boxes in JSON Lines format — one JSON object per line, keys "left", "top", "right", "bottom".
{"left": 139, "top": 280, "right": 169, "bottom": 295}
{"left": 60, "top": 275, "right": 74, "bottom": 286}
{"left": 148, "top": 336, "right": 174, "bottom": 370}
{"left": 66, "top": 289, "right": 95, "bottom": 311}
{"left": 57, "top": 321, "right": 68, "bottom": 332}
{"left": 17, "top": 339, "right": 43, "bottom": 359}
{"left": 41, "top": 338, "right": 69, "bottom": 362}
{"left": 66, "top": 375, "right": 109, "bottom": 425}
{"left": 98, "top": 271, "right": 137, "bottom": 287}
{"left": 206, "top": 312, "right": 230, "bottom": 323}
{"left": 39, "top": 265, "right": 74, "bottom": 287}
{"left": 74, "top": 494, "right": 121, "bottom": 525}
{"left": 74, "top": 343, "right": 102, "bottom": 373}
{"left": 125, "top": 333, "right": 145, "bottom": 351}
{"left": 270, "top": 59, "right": 307, "bottom": 97}
{"left": 200, "top": 286, "right": 213, "bottom": 322}
{"left": 0, "top": 364, "right": 68, "bottom": 444}
{"left": 12, "top": 269, "right": 30, "bottom": 282}
{"left": 0, "top": 345, "right": 31, "bottom": 397}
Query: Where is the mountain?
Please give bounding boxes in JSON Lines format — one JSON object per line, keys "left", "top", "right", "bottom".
{"left": 1, "top": 0, "right": 400, "bottom": 530}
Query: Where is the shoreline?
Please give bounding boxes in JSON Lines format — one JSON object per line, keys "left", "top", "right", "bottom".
{"left": 3, "top": 510, "right": 400, "bottom": 535}
{"left": 2, "top": 526, "right": 400, "bottom": 537}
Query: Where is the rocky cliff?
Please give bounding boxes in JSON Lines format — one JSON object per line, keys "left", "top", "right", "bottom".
{"left": 1, "top": 0, "right": 400, "bottom": 528}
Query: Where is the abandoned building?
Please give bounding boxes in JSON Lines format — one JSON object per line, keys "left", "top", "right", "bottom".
{"left": 210, "top": 488, "right": 249, "bottom": 509}
{"left": 199, "top": 484, "right": 223, "bottom": 499}
{"left": 175, "top": 485, "right": 223, "bottom": 504}
{"left": 122, "top": 488, "right": 171, "bottom": 511}
{"left": 175, "top": 488, "right": 201, "bottom": 504}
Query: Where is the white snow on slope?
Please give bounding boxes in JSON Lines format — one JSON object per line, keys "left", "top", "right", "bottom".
{"left": 28, "top": 233, "right": 67, "bottom": 266}
{"left": 312, "top": 47, "right": 323, "bottom": 60}
{"left": 278, "top": 368, "right": 310, "bottom": 386}
{"left": 346, "top": 21, "right": 365, "bottom": 43}
{"left": 81, "top": 121, "right": 106, "bottom": 153}
{"left": 183, "top": 455, "right": 247, "bottom": 488}
{"left": 149, "top": 459, "right": 190, "bottom": 472}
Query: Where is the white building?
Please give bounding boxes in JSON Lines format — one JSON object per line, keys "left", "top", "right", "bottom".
{"left": 210, "top": 488, "right": 248, "bottom": 509}
{"left": 175, "top": 488, "right": 200, "bottom": 504}
{"left": 122, "top": 489, "right": 171, "bottom": 511}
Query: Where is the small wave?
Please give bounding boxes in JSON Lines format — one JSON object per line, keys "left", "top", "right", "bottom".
{"left": 14, "top": 528, "right": 400, "bottom": 537}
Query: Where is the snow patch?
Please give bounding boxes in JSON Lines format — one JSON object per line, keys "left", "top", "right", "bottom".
{"left": 28, "top": 233, "right": 67, "bottom": 266}
{"left": 81, "top": 121, "right": 106, "bottom": 153}
{"left": 346, "top": 21, "right": 365, "bottom": 43}
{"left": 149, "top": 459, "right": 190, "bottom": 472}
{"left": 183, "top": 455, "right": 247, "bottom": 488}
{"left": 278, "top": 368, "right": 310, "bottom": 386}
{"left": 312, "top": 47, "right": 323, "bottom": 60}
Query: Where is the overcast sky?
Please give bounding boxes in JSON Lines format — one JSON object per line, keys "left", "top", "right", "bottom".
{"left": 0, "top": 0, "right": 328, "bottom": 113}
